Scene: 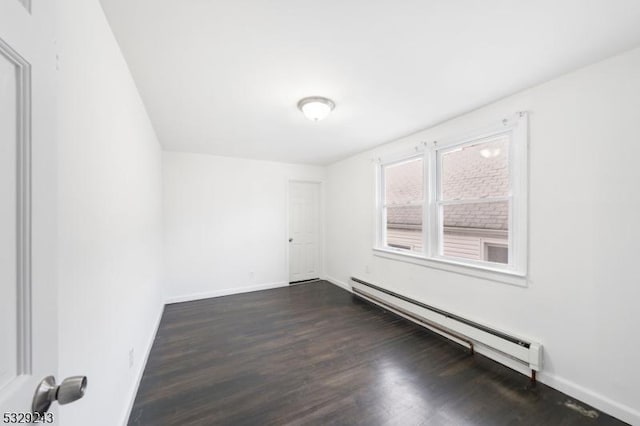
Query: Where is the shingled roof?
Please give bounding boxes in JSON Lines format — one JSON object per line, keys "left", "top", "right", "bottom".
{"left": 386, "top": 137, "right": 509, "bottom": 231}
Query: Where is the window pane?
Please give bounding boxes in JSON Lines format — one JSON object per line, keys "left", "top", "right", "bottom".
{"left": 384, "top": 158, "right": 423, "bottom": 205}
{"left": 386, "top": 205, "right": 422, "bottom": 252}
{"left": 441, "top": 202, "right": 508, "bottom": 262}
{"left": 485, "top": 244, "right": 508, "bottom": 264}
{"left": 441, "top": 135, "right": 510, "bottom": 201}
{"left": 384, "top": 159, "right": 424, "bottom": 253}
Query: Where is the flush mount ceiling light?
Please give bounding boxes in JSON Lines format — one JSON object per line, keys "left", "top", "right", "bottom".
{"left": 297, "top": 96, "right": 335, "bottom": 121}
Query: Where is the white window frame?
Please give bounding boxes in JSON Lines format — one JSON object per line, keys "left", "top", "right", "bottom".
{"left": 374, "top": 112, "right": 528, "bottom": 283}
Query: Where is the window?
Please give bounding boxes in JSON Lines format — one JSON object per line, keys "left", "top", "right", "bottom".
{"left": 382, "top": 157, "right": 423, "bottom": 253}
{"left": 438, "top": 134, "right": 510, "bottom": 263}
{"left": 376, "top": 113, "right": 527, "bottom": 277}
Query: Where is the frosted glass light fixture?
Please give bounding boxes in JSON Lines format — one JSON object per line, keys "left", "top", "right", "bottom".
{"left": 297, "top": 96, "right": 335, "bottom": 121}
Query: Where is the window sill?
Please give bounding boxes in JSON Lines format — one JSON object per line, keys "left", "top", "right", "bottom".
{"left": 372, "top": 248, "right": 528, "bottom": 287}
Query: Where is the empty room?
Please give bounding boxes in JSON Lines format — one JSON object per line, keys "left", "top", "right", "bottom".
{"left": 1, "top": 0, "right": 640, "bottom": 425}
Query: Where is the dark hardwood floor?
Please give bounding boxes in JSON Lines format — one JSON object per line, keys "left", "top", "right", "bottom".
{"left": 128, "top": 281, "right": 626, "bottom": 426}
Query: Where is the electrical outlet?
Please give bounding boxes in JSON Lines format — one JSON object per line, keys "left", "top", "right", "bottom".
{"left": 249, "top": 271, "right": 255, "bottom": 281}
{"left": 365, "top": 265, "right": 371, "bottom": 274}
{"left": 128, "top": 348, "right": 134, "bottom": 368}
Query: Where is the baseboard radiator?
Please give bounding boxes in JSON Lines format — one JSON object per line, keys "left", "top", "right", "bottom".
{"left": 350, "top": 277, "right": 543, "bottom": 382}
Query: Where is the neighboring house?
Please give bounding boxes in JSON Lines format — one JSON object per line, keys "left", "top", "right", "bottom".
{"left": 387, "top": 138, "right": 509, "bottom": 263}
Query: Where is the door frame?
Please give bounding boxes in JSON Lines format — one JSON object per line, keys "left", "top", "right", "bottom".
{"left": 285, "top": 179, "right": 325, "bottom": 284}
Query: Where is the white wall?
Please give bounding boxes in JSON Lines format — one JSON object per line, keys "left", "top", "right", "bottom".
{"left": 325, "top": 47, "right": 640, "bottom": 425}
{"left": 56, "top": 1, "right": 163, "bottom": 425}
{"left": 163, "top": 152, "right": 325, "bottom": 302}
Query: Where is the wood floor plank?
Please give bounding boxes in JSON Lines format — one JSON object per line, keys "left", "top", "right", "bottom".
{"left": 128, "top": 281, "right": 626, "bottom": 426}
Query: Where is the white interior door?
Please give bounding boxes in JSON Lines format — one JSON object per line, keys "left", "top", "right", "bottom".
{"left": 288, "top": 181, "right": 321, "bottom": 283}
{"left": 1, "top": 0, "right": 59, "bottom": 420}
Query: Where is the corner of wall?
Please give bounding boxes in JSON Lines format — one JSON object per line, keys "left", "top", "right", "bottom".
{"left": 120, "top": 303, "right": 164, "bottom": 425}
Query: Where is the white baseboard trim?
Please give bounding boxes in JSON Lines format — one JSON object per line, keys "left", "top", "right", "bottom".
{"left": 324, "top": 275, "right": 352, "bottom": 293}
{"left": 537, "top": 371, "right": 639, "bottom": 425}
{"left": 165, "top": 281, "right": 289, "bottom": 304}
{"left": 122, "top": 303, "right": 164, "bottom": 426}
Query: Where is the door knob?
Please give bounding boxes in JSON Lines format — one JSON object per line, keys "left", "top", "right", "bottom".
{"left": 289, "top": 238, "right": 293, "bottom": 242}
{"left": 32, "top": 375, "right": 87, "bottom": 415}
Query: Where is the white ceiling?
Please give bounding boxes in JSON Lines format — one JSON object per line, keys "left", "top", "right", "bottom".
{"left": 99, "top": 0, "right": 640, "bottom": 165}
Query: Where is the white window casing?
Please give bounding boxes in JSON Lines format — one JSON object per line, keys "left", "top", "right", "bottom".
{"left": 374, "top": 112, "right": 528, "bottom": 284}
